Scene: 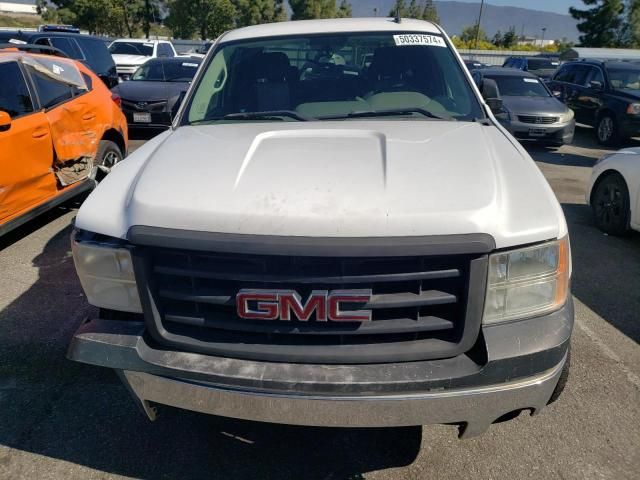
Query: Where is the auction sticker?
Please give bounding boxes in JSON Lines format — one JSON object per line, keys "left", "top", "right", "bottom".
{"left": 393, "top": 34, "right": 446, "bottom": 48}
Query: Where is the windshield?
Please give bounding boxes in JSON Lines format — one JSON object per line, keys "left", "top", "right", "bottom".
{"left": 608, "top": 68, "right": 640, "bottom": 91}
{"left": 109, "top": 42, "right": 154, "bottom": 56}
{"left": 184, "top": 32, "right": 483, "bottom": 124}
{"left": 527, "top": 58, "right": 559, "bottom": 71}
{"left": 489, "top": 76, "right": 550, "bottom": 97}
{"left": 132, "top": 60, "right": 200, "bottom": 82}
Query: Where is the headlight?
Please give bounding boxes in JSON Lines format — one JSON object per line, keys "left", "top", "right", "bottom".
{"left": 483, "top": 237, "right": 570, "bottom": 324}
{"left": 559, "top": 109, "right": 574, "bottom": 123}
{"left": 626, "top": 103, "right": 640, "bottom": 115}
{"left": 72, "top": 233, "right": 142, "bottom": 313}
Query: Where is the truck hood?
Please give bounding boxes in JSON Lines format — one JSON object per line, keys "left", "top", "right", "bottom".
{"left": 111, "top": 54, "right": 150, "bottom": 66}
{"left": 76, "top": 121, "right": 566, "bottom": 249}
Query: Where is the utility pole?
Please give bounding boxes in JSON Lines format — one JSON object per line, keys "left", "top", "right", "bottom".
{"left": 540, "top": 27, "right": 547, "bottom": 48}
{"left": 474, "top": 0, "right": 485, "bottom": 49}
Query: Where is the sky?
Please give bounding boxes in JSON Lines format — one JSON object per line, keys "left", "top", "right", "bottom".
{"left": 446, "top": 0, "right": 583, "bottom": 15}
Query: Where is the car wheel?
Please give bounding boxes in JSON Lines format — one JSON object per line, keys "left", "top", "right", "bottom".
{"left": 94, "top": 140, "right": 123, "bottom": 182}
{"left": 596, "top": 114, "right": 621, "bottom": 146}
{"left": 592, "top": 172, "right": 630, "bottom": 235}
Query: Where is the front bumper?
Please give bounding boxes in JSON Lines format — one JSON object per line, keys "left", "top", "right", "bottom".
{"left": 505, "top": 118, "right": 575, "bottom": 145}
{"left": 68, "top": 301, "right": 573, "bottom": 437}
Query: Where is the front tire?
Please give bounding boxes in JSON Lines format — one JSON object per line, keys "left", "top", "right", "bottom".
{"left": 592, "top": 172, "right": 630, "bottom": 235}
{"left": 94, "top": 140, "right": 123, "bottom": 182}
{"left": 596, "top": 114, "right": 621, "bottom": 146}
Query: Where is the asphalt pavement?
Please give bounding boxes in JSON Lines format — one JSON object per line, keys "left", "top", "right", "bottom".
{"left": 0, "top": 127, "right": 638, "bottom": 480}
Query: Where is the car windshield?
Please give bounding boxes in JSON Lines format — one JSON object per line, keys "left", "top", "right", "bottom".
{"left": 184, "top": 32, "right": 483, "bottom": 124}
{"left": 489, "top": 76, "right": 550, "bottom": 97}
{"left": 132, "top": 60, "right": 200, "bottom": 82}
{"left": 109, "top": 42, "right": 153, "bottom": 56}
{"left": 527, "top": 58, "right": 559, "bottom": 71}
{"left": 607, "top": 68, "right": 640, "bottom": 91}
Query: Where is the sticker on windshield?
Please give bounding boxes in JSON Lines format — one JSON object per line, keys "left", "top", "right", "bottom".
{"left": 393, "top": 34, "right": 446, "bottom": 48}
{"left": 182, "top": 62, "right": 199, "bottom": 68}
{"left": 523, "top": 78, "right": 539, "bottom": 83}
{"left": 52, "top": 64, "right": 65, "bottom": 75}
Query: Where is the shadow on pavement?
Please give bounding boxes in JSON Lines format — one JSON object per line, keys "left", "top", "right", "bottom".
{"left": 0, "top": 226, "right": 421, "bottom": 479}
{"left": 563, "top": 203, "right": 640, "bottom": 343}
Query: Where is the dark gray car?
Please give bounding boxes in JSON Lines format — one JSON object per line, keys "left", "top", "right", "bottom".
{"left": 111, "top": 57, "right": 201, "bottom": 129}
{"left": 473, "top": 68, "right": 575, "bottom": 146}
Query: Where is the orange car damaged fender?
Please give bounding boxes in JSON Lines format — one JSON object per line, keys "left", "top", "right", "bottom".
{"left": 0, "top": 50, "right": 127, "bottom": 234}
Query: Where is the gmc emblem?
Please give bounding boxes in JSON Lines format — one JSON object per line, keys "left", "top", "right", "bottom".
{"left": 236, "top": 289, "right": 372, "bottom": 322}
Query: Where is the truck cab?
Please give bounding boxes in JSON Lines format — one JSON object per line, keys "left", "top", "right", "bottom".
{"left": 68, "top": 18, "right": 573, "bottom": 438}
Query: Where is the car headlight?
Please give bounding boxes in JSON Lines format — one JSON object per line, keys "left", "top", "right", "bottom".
{"left": 483, "top": 237, "right": 571, "bottom": 325}
{"left": 626, "top": 103, "right": 640, "bottom": 115}
{"left": 559, "top": 109, "right": 574, "bottom": 123}
{"left": 72, "top": 232, "right": 142, "bottom": 313}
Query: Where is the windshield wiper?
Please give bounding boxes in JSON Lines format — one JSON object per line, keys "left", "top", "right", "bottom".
{"left": 193, "top": 111, "right": 313, "bottom": 124}
{"left": 319, "top": 108, "right": 449, "bottom": 121}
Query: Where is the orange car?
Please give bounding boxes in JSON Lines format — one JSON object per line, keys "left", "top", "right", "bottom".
{"left": 0, "top": 45, "right": 128, "bottom": 236}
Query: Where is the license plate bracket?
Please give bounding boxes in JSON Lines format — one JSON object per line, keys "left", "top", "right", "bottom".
{"left": 529, "top": 128, "right": 546, "bottom": 137}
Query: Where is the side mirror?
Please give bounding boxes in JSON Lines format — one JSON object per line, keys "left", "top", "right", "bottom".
{"left": 0, "top": 111, "right": 11, "bottom": 132}
{"left": 589, "top": 80, "right": 603, "bottom": 90}
{"left": 485, "top": 97, "right": 504, "bottom": 112}
{"left": 480, "top": 78, "right": 503, "bottom": 113}
{"left": 553, "top": 90, "right": 562, "bottom": 98}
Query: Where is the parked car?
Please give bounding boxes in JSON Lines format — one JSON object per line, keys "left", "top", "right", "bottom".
{"left": 109, "top": 39, "right": 178, "bottom": 81}
{"left": 588, "top": 148, "right": 640, "bottom": 234}
{"left": 0, "top": 30, "right": 118, "bottom": 88}
{"left": 548, "top": 59, "right": 640, "bottom": 145}
{"left": 111, "top": 57, "right": 202, "bottom": 128}
{"left": 472, "top": 68, "right": 575, "bottom": 146}
{"left": 463, "top": 59, "right": 488, "bottom": 71}
{"left": 68, "top": 18, "right": 572, "bottom": 439}
{"left": 0, "top": 45, "right": 127, "bottom": 236}
{"left": 502, "top": 56, "right": 560, "bottom": 80}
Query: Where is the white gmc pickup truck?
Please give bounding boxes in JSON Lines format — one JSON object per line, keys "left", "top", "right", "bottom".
{"left": 68, "top": 18, "right": 573, "bottom": 438}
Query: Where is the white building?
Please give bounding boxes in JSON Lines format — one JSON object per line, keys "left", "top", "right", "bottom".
{"left": 0, "top": 1, "right": 38, "bottom": 15}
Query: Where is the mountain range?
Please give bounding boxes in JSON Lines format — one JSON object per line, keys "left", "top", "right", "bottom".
{"left": 349, "top": 1, "right": 580, "bottom": 41}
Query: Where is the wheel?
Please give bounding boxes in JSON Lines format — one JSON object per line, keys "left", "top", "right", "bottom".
{"left": 596, "top": 113, "right": 621, "bottom": 146}
{"left": 592, "top": 172, "right": 631, "bottom": 235}
{"left": 93, "top": 140, "right": 123, "bottom": 182}
{"left": 548, "top": 347, "right": 570, "bottom": 405}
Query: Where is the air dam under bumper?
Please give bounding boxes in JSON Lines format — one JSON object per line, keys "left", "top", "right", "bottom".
{"left": 67, "top": 302, "right": 572, "bottom": 438}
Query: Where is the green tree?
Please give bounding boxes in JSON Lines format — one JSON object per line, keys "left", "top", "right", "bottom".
{"left": 422, "top": 0, "right": 439, "bottom": 23}
{"left": 388, "top": 0, "right": 406, "bottom": 17}
{"left": 289, "top": 0, "right": 337, "bottom": 20}
{"left": 570, "top": 0, "right": 625, "bottom": 47}
{"left": 624, "top": 0, "right": 640, "bottom": 47}
{"left": 232, "top": 0, "right": 287, "bottom": 27}
{"left": 195, "top": 0, "right": 236, "bottom": 39}
{"left": 492, "top": 30, "right": 503, "bottom": 47}
{"left": 460, "top": 24, "right": 486, "bottom": 43}
{"left": 502, "top": 25, "right": 517, "bottom": 48}
{"left": 336, "top": 0, "right": 352, "bottom": 18}
{"left": 407, "top": 0, "right": 421, "bottom": 18}
{"left": 165, "top": 0, "right": 197, "bottom": 38}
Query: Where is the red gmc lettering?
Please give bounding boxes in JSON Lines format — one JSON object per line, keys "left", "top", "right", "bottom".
{"left": 328, "top": 292, "right": 373, "bottom": 322}
{"left": 236, "top": 289, "right": 372, "bottom": 322}
{"left": 236, "top": 291, "right": 279, "bottom": 320}
{"left": 279, "top": 291, "right": 327, "bottom": 321}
